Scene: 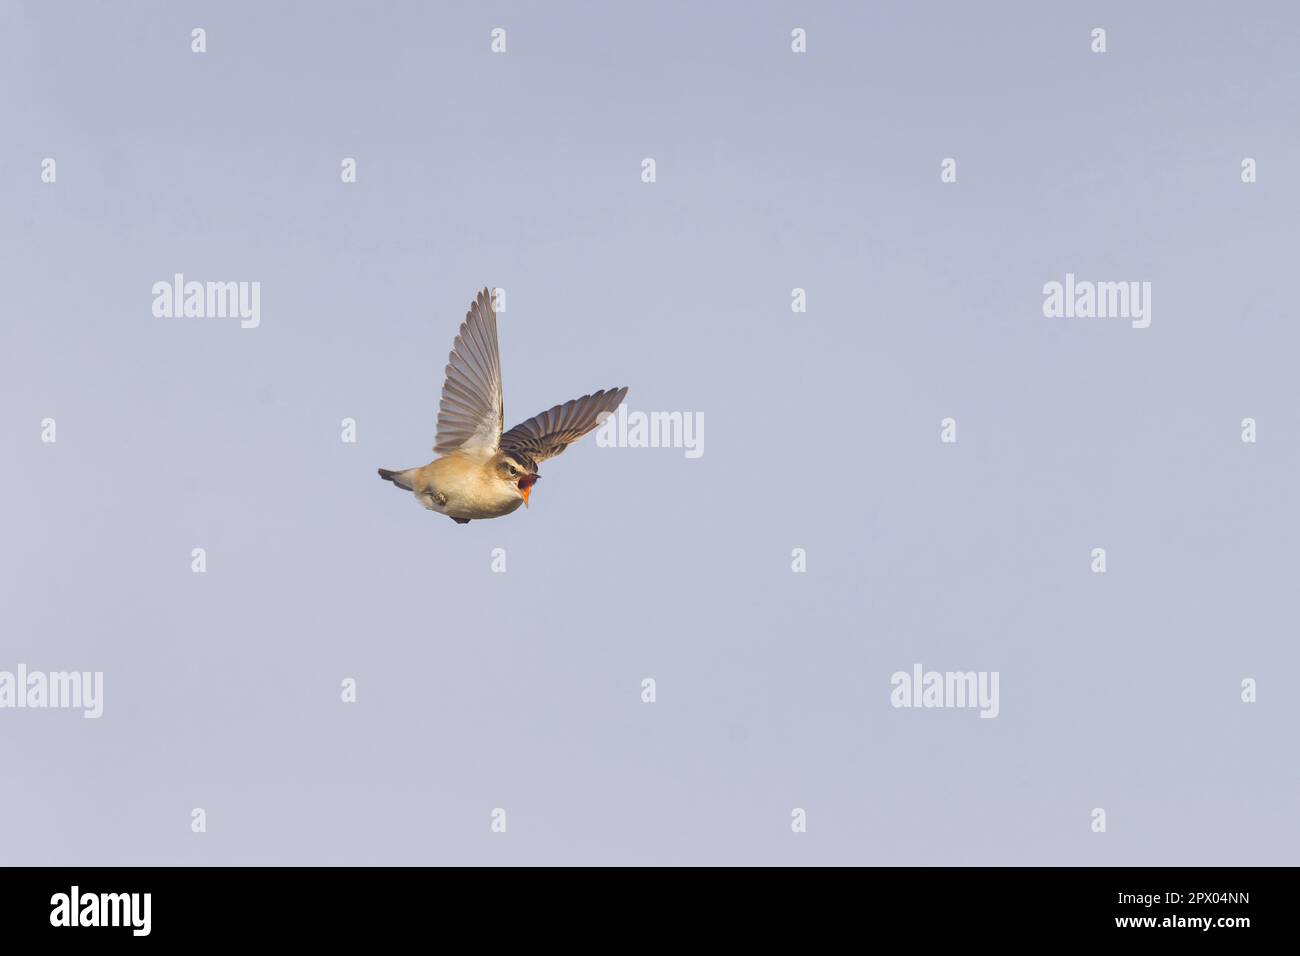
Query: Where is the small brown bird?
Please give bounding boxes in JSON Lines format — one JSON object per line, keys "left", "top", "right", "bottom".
{"left": 379, "top": 288, "right": 627, "bottom": 524}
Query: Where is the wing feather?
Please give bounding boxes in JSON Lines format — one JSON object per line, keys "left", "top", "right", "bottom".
{"left": 434, "top": 288, "right": 504, "bottom": 455}
{"left": 499, "top": 386, "right": 628, "bottom": 467}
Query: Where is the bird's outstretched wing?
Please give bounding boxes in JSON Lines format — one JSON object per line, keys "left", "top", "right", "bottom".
{"left": 499, "top": 387, "right": 628, "bottom": 467}
{"left": 433, "top": 288, "right": 504, "bottom": 455}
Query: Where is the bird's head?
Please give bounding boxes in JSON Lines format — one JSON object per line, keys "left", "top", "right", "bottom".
{"left": 493, "top": 452, "right": 540, "bottom": 507}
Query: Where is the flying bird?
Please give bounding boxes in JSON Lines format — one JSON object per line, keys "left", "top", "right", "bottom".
{"left": 378, "top": 288, "right": 627, "bottom": 524}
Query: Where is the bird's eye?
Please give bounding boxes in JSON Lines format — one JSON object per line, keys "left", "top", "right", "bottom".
{"left": 508, "top": 465, "right": 518, "bottom": 477}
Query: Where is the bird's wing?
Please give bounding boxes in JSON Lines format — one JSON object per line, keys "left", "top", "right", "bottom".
{"left": 499, "top": 386, "right": 628, "bottom": 467}
{"left": 433, "top": 288, "right": 504, "bottom": 455}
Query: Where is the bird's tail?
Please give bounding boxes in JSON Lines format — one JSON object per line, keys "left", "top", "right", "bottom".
{"left": 377, "top": 467, "right": 415, "bottom": 491}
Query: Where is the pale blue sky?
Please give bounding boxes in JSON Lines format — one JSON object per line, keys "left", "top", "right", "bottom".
{"left": 1, "top": 0, "right": 1297, "bottom": 864}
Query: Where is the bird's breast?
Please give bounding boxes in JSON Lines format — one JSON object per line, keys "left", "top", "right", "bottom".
{"left": 415, "top": 456, "right": 521, "bottom": 519}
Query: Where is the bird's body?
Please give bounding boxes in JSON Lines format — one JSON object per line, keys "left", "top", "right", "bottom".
{"left": 380, "top": 450, "right": 525, "bottom": 522}
{"left": 378, "top": 288, "right": 627, "bottom": 524}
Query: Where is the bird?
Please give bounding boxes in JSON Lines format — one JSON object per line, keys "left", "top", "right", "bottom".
{"left": 378, "top": 287, "right": 628, "bottom": 524}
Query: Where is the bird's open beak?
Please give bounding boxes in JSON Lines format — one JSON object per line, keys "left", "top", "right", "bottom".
{"left": 518, "top": 473, "right": 539, "bottom": 507}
